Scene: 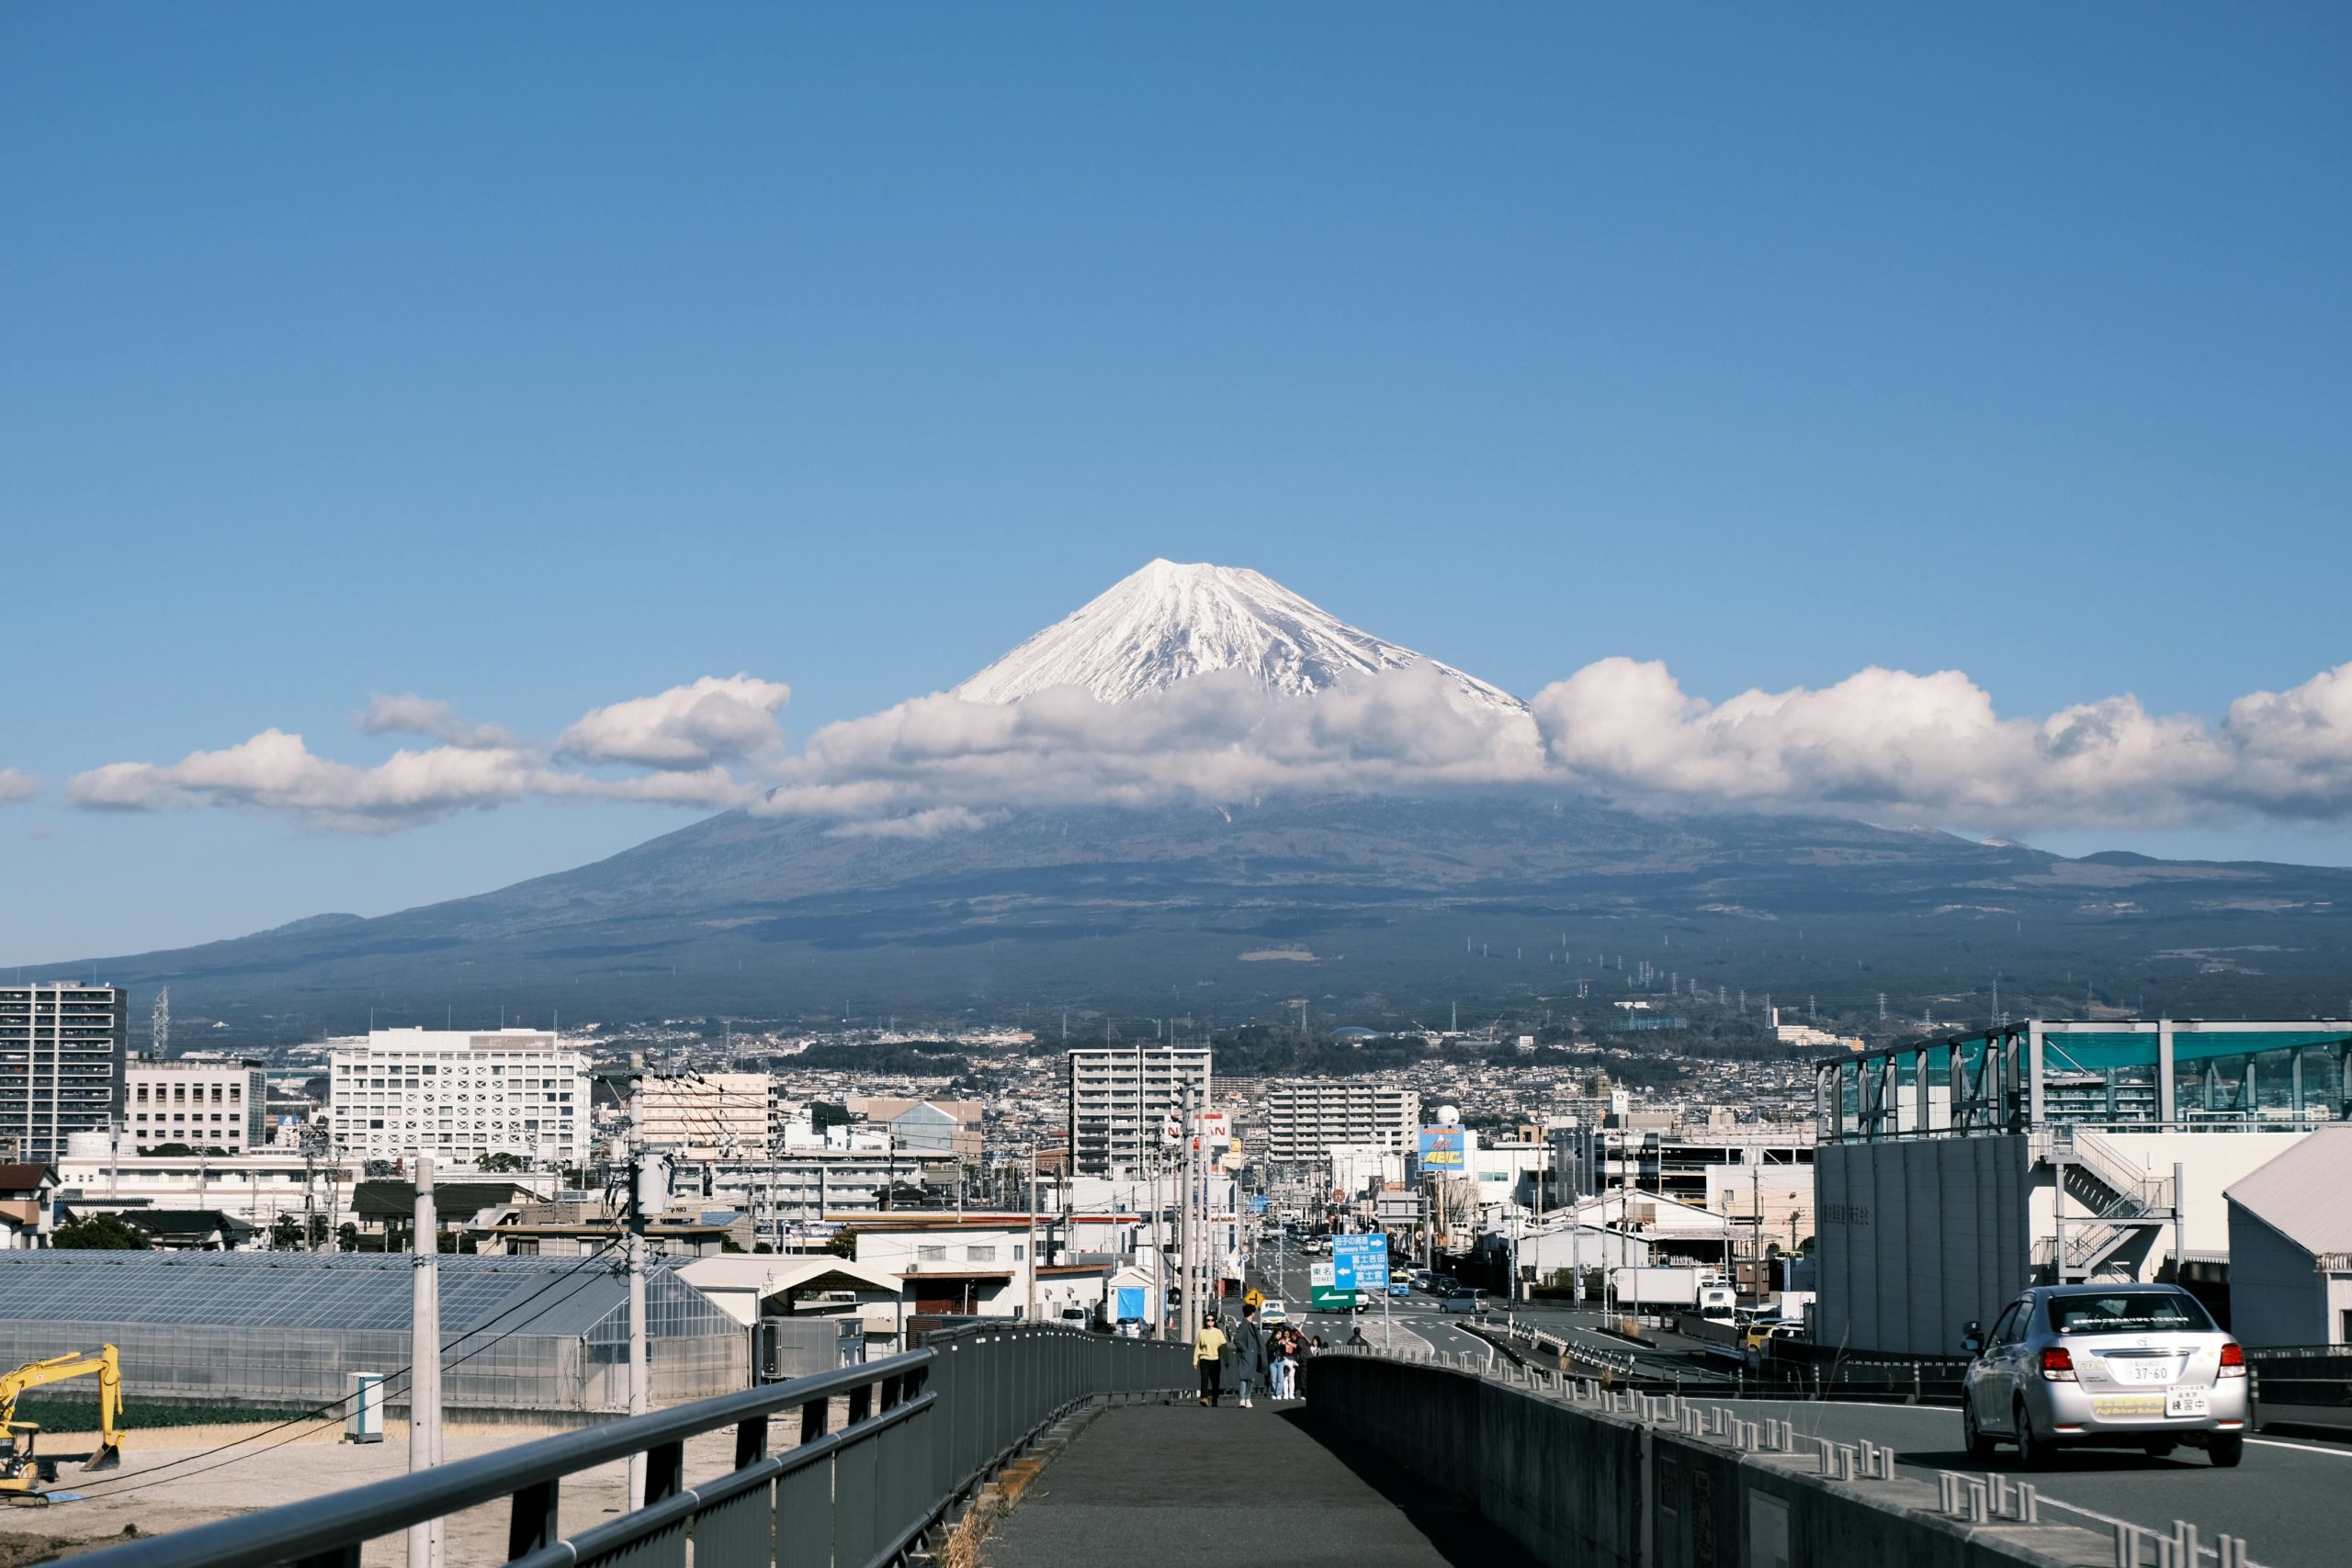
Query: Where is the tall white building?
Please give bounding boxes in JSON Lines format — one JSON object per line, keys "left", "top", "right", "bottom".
{"left": 634, "top": 1072, "right": 773, "bottom": 1160}
{"left": 127, "top": 1059, "right": 266, "bottom": 1153}
{"left": 327, "top": 1028, "right": 590, "bottom": 1167}
{"left": 1263, "top": 1081, "right": 1419, "bottom": 1165}
{"left": 1, "top": 983, "right": 127, "bottom": 1165}
{"left": 1066, "top": 1044, "right": 1212, "bottom": 1177}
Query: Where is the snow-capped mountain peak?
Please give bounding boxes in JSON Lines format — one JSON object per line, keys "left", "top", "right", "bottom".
{"left": 956, "top": 558, "right": 1525, "bottom": 711}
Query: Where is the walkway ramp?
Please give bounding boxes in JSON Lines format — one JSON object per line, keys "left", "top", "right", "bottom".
{"left": 983, "top": 1402, "right": 1532, "bottom": 1568}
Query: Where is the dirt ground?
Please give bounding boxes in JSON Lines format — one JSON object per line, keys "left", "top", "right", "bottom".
{"left": 0, "top": 1420, "right": 752, "bottom": 1568}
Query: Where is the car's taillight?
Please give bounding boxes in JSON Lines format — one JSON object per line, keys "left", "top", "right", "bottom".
{"left": 2218, "top": 1342, "right": 2246, "bottom": 1379}
{"left": 2041, "top": 1347, "right": 2077, "bottom": 1382}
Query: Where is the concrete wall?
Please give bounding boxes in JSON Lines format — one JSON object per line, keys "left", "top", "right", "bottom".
{"left": 1816, "top": 1136, "right": 2032, "bottom": 1357}
{"left": 2098, "top": 1131, "right": 2304, "bottom": 1254}
{"left": 1305, "top": 1356, "right": 2118, "bottom": 1568}
{"left": 2226, "top": 1203, "right": 2325, "bottom": 1348}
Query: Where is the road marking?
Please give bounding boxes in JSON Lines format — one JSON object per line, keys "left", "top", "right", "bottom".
{"left": 2246, "top": 1437, "right": 2352, "bottom": 1459}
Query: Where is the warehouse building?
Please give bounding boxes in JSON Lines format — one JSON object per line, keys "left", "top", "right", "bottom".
{"left": 2223, "top": 1128, "right": 2352, "bottom": 1348}
{"left": 0, "top": 1249, "right": 746, "bottom": 1416}
{"left": 1814, "top": 1020, "right": 2348, "bottom": 1356}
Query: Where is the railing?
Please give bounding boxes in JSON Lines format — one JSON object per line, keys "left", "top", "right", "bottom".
{"left": 71, "top": 1324, "right": 1192, "bottom": 1568}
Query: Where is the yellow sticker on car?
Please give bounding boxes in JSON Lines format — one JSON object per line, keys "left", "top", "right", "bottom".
{"left": 2091, "top": 1394, "right": 2165, "bottom": 1418}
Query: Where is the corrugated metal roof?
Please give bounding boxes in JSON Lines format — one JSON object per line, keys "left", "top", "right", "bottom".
{"left": 2224, "top": 1128, "right": 2352, "bottom": 1257}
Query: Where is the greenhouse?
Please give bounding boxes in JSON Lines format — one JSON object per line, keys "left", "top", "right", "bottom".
{"left": 0, "top": 1249, "right": 748, "bottom": 1416}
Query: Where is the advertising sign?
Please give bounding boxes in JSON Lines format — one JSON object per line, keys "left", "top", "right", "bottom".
{"left": 1329, "top": 1234, "right": 1389, "bottom": 1292}
{"left": 1417, "top": 1125, "right": 1465, "bottom": 1170}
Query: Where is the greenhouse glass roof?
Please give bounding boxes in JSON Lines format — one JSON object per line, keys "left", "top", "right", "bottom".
{"left": 0, "top": 1251, "right": 733, "bottom": 1340}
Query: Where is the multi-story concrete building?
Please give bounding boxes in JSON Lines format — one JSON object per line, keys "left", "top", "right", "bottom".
{"left": 1262, "top": 1080, "right": 1419, "bottom": 1165}
{"left": 326, "top": 1027, "right": 591, "bottom": 1168}
{"left": 127, "top": 1058, "right": 266, "bottom": 1153}
{"left": 1065, "top": 1044, "right": 1212, "bottom": 1177}
{"left": 0, "top": 982, "right": 127, "bottom": 1165}
{"left": 634, "top": 1072, "right": 773, "bottom": 1160}
{"left": 1814, "top": 1018, "right": 2352, "bottom": 1355}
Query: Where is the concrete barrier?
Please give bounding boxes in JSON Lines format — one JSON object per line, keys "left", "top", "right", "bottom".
{"left": 1303, "top": 1356, "right": 2191, "bottom": 1568}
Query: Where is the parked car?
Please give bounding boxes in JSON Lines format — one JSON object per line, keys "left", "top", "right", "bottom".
{"left": 1961, "top": 1285, "right": 2247, "bottom": 1468}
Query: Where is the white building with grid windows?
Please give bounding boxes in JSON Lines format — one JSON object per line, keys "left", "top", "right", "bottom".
{"left": 127, "top": 1059, "right": 266, "bottom": 1153}
{"left": 327, "top": 1028, "right": 591, "bottom": 1168}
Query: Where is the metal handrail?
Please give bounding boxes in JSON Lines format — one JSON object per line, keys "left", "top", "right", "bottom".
{"left": 71, "top": 1323, "right": 1192, "bottom": 1568}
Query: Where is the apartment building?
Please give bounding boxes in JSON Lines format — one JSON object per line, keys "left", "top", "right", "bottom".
{"left": 634, "top": 1072, "right": 773, "bottom": 1159}
{"left": 1263, "top": 1080, "right": 1419, "bottom": 1165}
{"left": 127, "top": 1058, "right": 266, "bottom": 1153}
{"left": 1065, "top": 1044, "right": 1212, "bottom": 1177}
{"left": 327, "top": 1027, "right": 591, "bottom": 1167}
{"left": 0, "top": 982, "right": 127, "bottom": 1165}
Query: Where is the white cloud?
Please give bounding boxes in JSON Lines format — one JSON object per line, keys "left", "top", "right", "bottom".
{"left": 355, "top": 694, "right": 516, "bottom": 750}
{"left": 760, "top": 665, "right": 1547, "bottom": 821}
{"left": 57, "top": 657, "right": 2352, "bottom": 840}
{"left": 0, "top": 769, "right": 38, "bottom": 805}
{"left": 558, "top": 675, "right": 791, "bottom": 771}
{"left": 66, "top": 729, "right": 540, "bottom": 832}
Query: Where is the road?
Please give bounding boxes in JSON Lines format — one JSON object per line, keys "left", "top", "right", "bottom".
{"left": 1244, "top": 1238, "right": 2351, "bottom": 1568}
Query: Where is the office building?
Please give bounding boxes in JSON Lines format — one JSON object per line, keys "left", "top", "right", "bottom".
{"left": 1814, "top": 1019, "right": 2351, "bottom": 1355}
{"left": 634, "top": 1072, "right": 773, "bottom": 1160}
{"left": 1262, "top": 1081, "right": 1419, "bottom": 1165}
{"left": 126, "top": 1059, "right": 266, "bottom": 1153}
{"left": 1065, "top": 1044, "right": 1212, "bottom": 1177}
{"left": 0, "top": 983, "right": 127, "bottom": 1165}
{"left": 326, "top": 1027, "right": 592, "bottom": 1167}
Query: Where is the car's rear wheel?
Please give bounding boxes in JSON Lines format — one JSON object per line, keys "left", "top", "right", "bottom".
{"left": 2015, "top": 1399, "right": 2054, "bottom": 1471}
{"left": 2208, "top": 1433, "right": 2244, "bottom": 1468}
{"left": 1963, "top": 1402, "right": 1994, "bottom": 1462}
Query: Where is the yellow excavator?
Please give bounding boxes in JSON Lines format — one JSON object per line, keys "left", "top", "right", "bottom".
{"left": 0, "top": 1346, "right": 125, "bottom": 1504}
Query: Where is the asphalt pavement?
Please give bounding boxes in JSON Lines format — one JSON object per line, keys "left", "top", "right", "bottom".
{"left": 1243, "top": 1239, "right": 2352, "bottom": 1568}
{"left": 981, "top": 1402, "right": 1535, "bottom": 1568}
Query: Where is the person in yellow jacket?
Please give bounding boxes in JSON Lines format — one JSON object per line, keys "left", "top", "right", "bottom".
{"left": 1193, "top": 1314, "right": 1228, "bottom": 1407}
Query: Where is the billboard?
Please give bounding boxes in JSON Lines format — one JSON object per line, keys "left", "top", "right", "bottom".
{"left": 1417, "top": 1126, "right": 1465, "bottom": 1170}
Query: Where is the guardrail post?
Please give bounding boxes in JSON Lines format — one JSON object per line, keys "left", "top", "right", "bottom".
{"left": 645, "top": 1439, "right": 684, "bottom": 1505}
{"left": 506, "top": 1479, "right": 560, "bottom": 1560}
{"left": 735, "top": 1413, "right": 769, "bottom": 1470}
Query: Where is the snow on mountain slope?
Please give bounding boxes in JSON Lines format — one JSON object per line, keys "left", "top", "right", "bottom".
{"left": 955, "top": 559, "right": 1526, "bottom": 712}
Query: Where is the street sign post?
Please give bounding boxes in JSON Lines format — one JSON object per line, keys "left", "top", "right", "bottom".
{"left": 1329, "top": 1234, "right": 1390, "bottom": 1338}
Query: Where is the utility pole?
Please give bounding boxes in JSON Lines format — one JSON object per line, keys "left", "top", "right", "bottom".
{"left": 1025, "top": 1146, "right": 1039, "bottom": 1323}
{"left": 626, "top": 1150, "right": 659, "bottom": 1509}
{"left": 408, "top": 1156, "right": 443, "bottom": 1568}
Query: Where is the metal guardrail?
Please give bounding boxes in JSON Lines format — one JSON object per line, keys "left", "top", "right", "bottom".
{"left": 69, "top": 1324, "right": 1193, "bottom": 1568}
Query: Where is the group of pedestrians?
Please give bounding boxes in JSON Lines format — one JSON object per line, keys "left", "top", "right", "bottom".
{"left": 1191, "top": 1302, "right": 1318, "bottom": 1408}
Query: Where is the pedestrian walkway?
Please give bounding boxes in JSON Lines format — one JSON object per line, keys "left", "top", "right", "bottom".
{"left": 981, "top": 1401, "right": 1535, "bottom": 1568}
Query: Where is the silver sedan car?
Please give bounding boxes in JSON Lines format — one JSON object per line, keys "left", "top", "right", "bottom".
{"left": 1962, "top": 1284, "right": 2248, "bottom": 1468}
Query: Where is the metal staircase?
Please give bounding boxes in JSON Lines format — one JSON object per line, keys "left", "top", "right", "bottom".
{"left": 2040, "top": 1126, "right": 2178, "bottom": 1283}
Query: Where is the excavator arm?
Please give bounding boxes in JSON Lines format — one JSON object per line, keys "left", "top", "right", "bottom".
{"left": 0, "top": 1345, "right": 125, "bottom": 1488}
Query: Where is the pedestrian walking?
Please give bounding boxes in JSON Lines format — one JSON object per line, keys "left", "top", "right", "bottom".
{"left": 1193, "top": 1313, "right": 1227, "bottom": 1407}
{"left": 1270, "top": 1324, "right": 1301, "bottom": 1400}
{"left": 1231, "top": 1303, "right": 1269, "bottom": 1407}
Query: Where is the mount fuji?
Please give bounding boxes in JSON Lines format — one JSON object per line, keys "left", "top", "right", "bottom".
{"left": 956, "top": 558, "right": 1524, "bottom": 714}
{"left": 53, "top": 563, "right": 2352, "bottom": 1036}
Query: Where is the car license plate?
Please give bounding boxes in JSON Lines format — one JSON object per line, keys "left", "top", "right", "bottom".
{"left": 2117, "top": 1359, "right": 2172, "bottom": 1383}
{"left": 2165, "top": 1387, "right": 2210, "bottom": 1418}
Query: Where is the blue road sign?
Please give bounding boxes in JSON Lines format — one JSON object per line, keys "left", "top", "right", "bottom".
{"left": 1329, "top": 1234, "right": 1389, "bottom": 1291}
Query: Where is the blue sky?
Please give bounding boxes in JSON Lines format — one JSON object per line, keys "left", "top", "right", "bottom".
{"left": 5, "top": 5, "right": 2349, "bottom": 962}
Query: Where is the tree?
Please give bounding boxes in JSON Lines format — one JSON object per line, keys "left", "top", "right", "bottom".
{"left": 270, "top": 1215, "right": 304, "bottom": 1250}
{"left": 478, "top": 1152, "right": 530, "bottom": 1174}
{"left": 824, "top": 1227, "right": 858, "bottom": 1258}
{"left": 51, "top": 1214, "right": 152, "bottom": 1250}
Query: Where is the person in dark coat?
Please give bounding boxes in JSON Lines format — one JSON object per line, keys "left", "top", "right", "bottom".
{"left": 1229, "top": 1302, "right": 1271, "bottom": 1407}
